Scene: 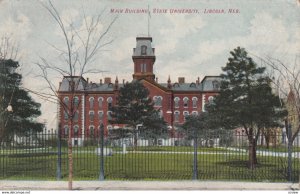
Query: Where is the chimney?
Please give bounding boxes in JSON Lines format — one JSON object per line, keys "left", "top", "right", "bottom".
{"left": 167, "top": 76, "right": 172, "bottom": 89}
{"left": 196, "top": 77, "right": 200, "bottom": 85}
{"left": 178, "top": 77, "right": 185, "bottom": 84}
{"left": 86, "top": 78, "right": 89, "bottom": 83}
{"left": 114, "top": 76, "right": 119, "bottom": 90}
{"left": 123, "top": 79, "right": 125, "bottom": 84}
{"left": 100, "top": 79, "right": 103, "bottom": 85}
{"left": 104, "top": 77, "right": 111, "bottom": 84}
{"left": 156, "top": 77, "right": 158, "bottom": 83}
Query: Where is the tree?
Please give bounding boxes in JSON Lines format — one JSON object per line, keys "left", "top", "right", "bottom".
{"left": 179, "top": 111, "right": 229, "bottom": 147}
{"left": 110, "top": 81, "right": 168, "bottom": 148}
{"left": 208, "top": 47, "right": 286, "bottom": 169}
{"left": 139, "top": 113, "right": 168, "bottom": 146}
{"left": 35, "top": 1, "right": 117, "bottom": 190}
{"left": 253, "top": 55, "right": 300, "bottom": 145}
{"left": 0, "top": 59, "right": 44, "bottom": 145}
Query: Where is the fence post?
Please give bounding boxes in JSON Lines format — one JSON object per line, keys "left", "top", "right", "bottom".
{"left": 287, "top": 124, "right": 292, "bottom": 182}
{"left": 99, "top": 123, "right": 104, "bottom": 181}
{"left": 57, "top": 124, "right": 62, "bottom": 180}
{"left": 193, "top": 128, "right": 198, "bottom": 180}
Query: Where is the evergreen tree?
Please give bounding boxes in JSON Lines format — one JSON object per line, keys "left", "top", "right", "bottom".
{"left": 207, "top": 47, "right": 286, "bottom": 169}
{"left": 0, "top": 59, "right": 44, "bottom": 145}
{"left": 110, "top": 80, "right": 168, "bottom": 147}
{"left": 179, "top": 112, "right": 228, "bottom": 147}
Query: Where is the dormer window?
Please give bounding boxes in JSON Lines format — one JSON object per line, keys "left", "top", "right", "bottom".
{"left": 141, "top": 45, "right": 147, "bottom": 55}
{"left": 212, "top": 80, "right": 220, "bottom": 90}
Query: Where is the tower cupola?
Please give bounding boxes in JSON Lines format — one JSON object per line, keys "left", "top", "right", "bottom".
{"left": 132, "top": 37, "right": 156, "bottom": 81}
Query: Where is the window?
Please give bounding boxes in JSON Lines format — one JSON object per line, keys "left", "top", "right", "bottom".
{"left": 73, "top": 96, "right": 79, "bottom": 107}
{"left": 192, "top": 97, "right": 198, "bottom": 108}
{"left": 98, "top": 97, "right": 103, "bottom": 109}
{"left": 154, "top": 96, "right": 162, "bottom": 107}
{"left": 89, "top": 111, "right": 95, "bottom": 122}
{"left": 107, "top": 97, "right": 113, "bottom": 109}
{"left": 140, "top": 63, "right": 147, "bottom": 72}
{"left": 107, "top": 111, "right": 112, "bottom": 120}
{"left": 208, "top": 96, "right": 214, "bottom": 104}
{"left": 192, "top": 111, "right": 198, "bottom": 116}
{"left": 73, "top": 111, "right": 79, "bottom": 122}
{"left": 183, "top": 111, "right": 189, "bottom": 121}
{"left": 159, "top": 110, "right": 163, "bottom": 118}
{"left": 212, "top": 80, "right": 220, "bottom": 90}
{"left": 141, "top": 45, "right": 147, "bottom": 55}
{"left": 63, "top": 111, "right": 68, "bottom": 121}
{"left": 98, "top": 111, "right": 104, "bottom": 121}
{"left": 174, "top": 97, "right": 180, "bottom": 108}
{"left": 89, "top": 126, "right": 95, "bottom": 138}
{"left": 64, "top": 125, "right": 69, "bottom": 136}
{"left": 89, "top": 97, "right": 94, "bottom": 110}
{"left": 74, "top": 125, "right": 79, "bottom": 136}
{"left": 183, "top": 97, "right": 189, "bottom": 108}
{"left": 63, "top": 97, "right": 69, "bottom": 106}
{"left": 174, "top": 111, "right": 180, "bottom": 122}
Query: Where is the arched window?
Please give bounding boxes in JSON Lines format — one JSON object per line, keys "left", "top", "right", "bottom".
{"left": 183, "top": 97, "right": 189, "bottom": 108}
{"left": 192, "top": 97, "right": 198, "bottom": 108}
{"left": 174, "top": 97, "right": 180, "bottom": 108}
{"left": 208, "top": 96, "right": 215, "bottom": 104}
{"left": 73, "top": 111, "right": 79, "bottom": 122}
{"left": 107, "top": 111, "right": 112, "bottom": 120}
{"left": 192, "top": 111, "right": 198, "bottom": 116}
{"left": 73, "top": 96, "right": 79, "bottom": 107}
{"left": 89, "top": 111, "right": 94, "bottom": 122}
{"left": 63, "top": 97, "right": 69, "bottom": 106}
{"left": 89, "top": 125, "right": 95, "bottom": 138}
{"left": 107, "top": 97, "right": 113, "bottom": 109}
{"left": 89, "top": 97, "right": 94, "bottom": 110}
{"left": 63, "top": 111, "right": 68, "bottom": 121}
{"left": 64, "top": 125, "right": 69, "bottom": 136}
{"left": 153, "top": 96, "right": 162, "bottom": 107}
{"left": 98, "top": 111, "right": 104, "bottom": 121}
{"left": 183, "top": 111, "right": 189, "bottom": 121}
{"left": 141, "top": 45, "right": 147, "bottom": 55}
{"left": 174, "top": 111, "right": 180, "bottom": 122}
{"left": 74, "top": 125, "right": 79, "bottom": 136}
{"left": 98, "top": 97, "right": 103, "bottom": 109}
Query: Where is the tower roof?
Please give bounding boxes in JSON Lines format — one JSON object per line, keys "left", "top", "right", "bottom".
{"left": 133, "top": 37, "right": 155, "bottom": 57}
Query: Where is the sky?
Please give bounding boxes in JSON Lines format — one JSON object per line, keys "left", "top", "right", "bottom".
{"left": 0, "top": 0, "right": 299, "bottom": 131}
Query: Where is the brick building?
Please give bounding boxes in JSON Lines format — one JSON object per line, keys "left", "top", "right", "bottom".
{"left": 57, "top": 36, "right": 220, "bottom": 145}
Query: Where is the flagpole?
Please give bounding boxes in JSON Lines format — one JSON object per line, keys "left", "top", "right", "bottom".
{"left": 148, "top": 5, "right": 150, "bottom": 37}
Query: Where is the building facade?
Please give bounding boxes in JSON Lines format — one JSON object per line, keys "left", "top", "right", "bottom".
{"left": 57, "top": 36, "right": 221, "bottom": 145}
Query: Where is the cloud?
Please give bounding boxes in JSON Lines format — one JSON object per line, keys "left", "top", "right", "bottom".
{"left": 156, "top": 14, "right": 206, "bottom": 55}
{"left": 0, "top": 14, "right": 31, "bottom": 42}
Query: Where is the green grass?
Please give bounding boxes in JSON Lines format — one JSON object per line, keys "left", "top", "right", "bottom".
{"left": 0, "top": 149, "right": 299, "bottom": 182}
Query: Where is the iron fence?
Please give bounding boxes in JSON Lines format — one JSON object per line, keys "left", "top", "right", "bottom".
{"left": 0, "top": 129, "right": 299, "bottom": 182}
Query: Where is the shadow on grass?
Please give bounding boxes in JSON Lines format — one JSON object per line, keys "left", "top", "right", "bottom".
{"left": 217, "top": 160, "right": 277, "bottom": 168}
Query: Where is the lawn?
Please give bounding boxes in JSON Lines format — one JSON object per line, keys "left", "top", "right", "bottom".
{"left": 0, "top": 148, "right": 299, "bottom": 182}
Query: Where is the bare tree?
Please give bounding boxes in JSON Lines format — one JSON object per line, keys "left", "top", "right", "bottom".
{"left": 35, "top": 0, "right": 117, "bottom": 190}
{"left": 252, "top": 54, "right": 300, "bottom": 144}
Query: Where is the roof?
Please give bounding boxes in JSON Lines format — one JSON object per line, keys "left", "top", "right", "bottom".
{"left": 201, "top": 76, "right": 222, "bottom": 91}
{"left": 159, "top": 83, "right": 202, "bottom": 91}
{"left": 58, "top": 76, "right": 221, "bottom": 93}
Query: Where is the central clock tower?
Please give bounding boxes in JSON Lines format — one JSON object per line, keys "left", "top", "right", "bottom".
{"left": 132, "top": 37, "right": 156, "bottom": 81}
